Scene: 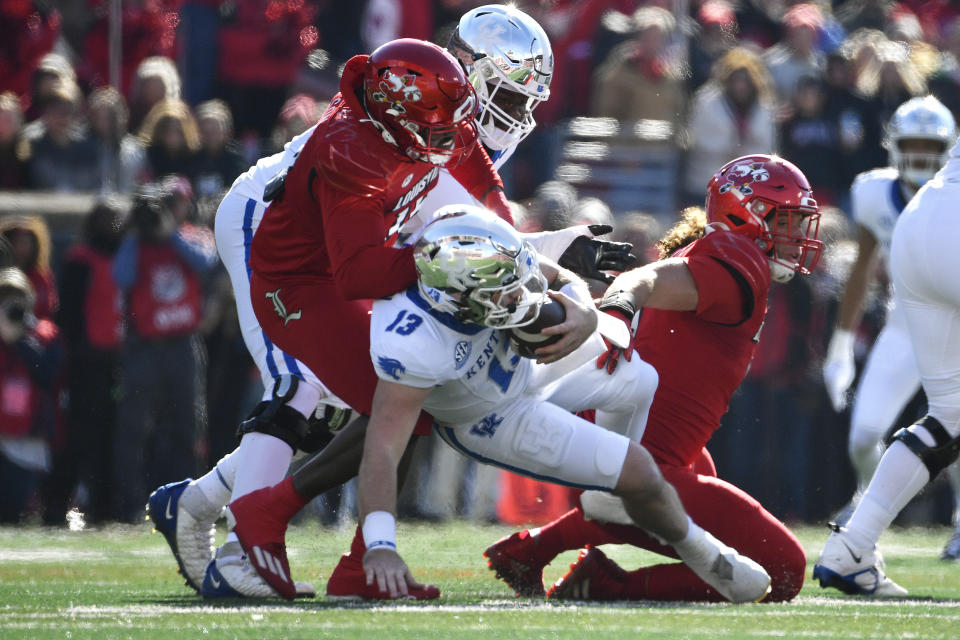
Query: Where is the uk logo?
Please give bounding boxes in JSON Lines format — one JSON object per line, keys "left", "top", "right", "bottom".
{"left": 377, "top": 356, "right": 407, "bottom": 381}
{"left": 454, "top": 340, "right": 472, "bottom": 369}
{"left": 470, "top": 413, "right": 503, "bottom": 438}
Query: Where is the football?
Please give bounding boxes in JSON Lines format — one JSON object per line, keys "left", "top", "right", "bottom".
{"left": 509, "top": 299, "right": 567, "bottom": 358}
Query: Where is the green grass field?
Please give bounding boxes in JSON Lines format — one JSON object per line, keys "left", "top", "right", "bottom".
{"left": 2, "top": 521, "right": 960, "bottom": 639}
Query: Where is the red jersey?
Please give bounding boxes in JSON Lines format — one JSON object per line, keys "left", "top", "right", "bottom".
{"left": 251, "top": 55, "right": 509, "bottom": 301}
{"left": 636, "top": 229, "right": 772, "bottom": 467}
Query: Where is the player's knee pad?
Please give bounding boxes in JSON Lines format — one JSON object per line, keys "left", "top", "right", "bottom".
{"left": 236, "top": 375, "right": 309, "bottom": 451}
{"left": 299, "top": 404, "right": 354, "bottom": 454}
{"left": 890, "top": 415, "right": 960, "bottom": 478}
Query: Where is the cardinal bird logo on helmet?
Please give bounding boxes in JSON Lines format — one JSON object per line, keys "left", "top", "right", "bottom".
{"left": 718, "top": 162, "right": 771, "bottom": 199}
{"left": 372, "top": 70, "right": 423, "bottom": 115}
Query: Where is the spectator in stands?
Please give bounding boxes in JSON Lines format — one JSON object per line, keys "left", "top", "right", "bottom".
{"left": 23, "top": 53, "right": 78, "bottom": 124}
{"left": 47, "top": 198, "right": 126, "bottom": 524}
{"left": 128, "top": 56, "right": 181, "bottom": 134}
{"left": 780, "top": 74, "right": 844, "bottom": 206}
{"left": 684, "top": 47, "right": 777, "bottom": 203}
{"left": 22, "top": 81, "right": 101, "bottom": 193}
{"left": 688, "top": 1, "right": 739, "bottom": 91}
{"left": 525, "top": 180, "right": 579, "bottom": 232}
{"left": 0, "top": 267, "right": 65, "bottom": 524}
{"left": 268, "top": 94, "right": 323, "bottom": 155}
{"left": 857, "top": 40, "right": 926, "bottom": 124}
{"left": 571, "top": 197, "right": 616, "bottom": 229}
{"left": 615, "top": 211, "right": 663, "bottom": 268}
{"left": 0, "top": 3, "right": 59, "bottom": 101}
{"left": 111, "top": 185, "right": 217, "bottom": 522}
{"left": 927, "top": 17, "right": 960, "bottom": 121}
{"left": 138, "top": 99, "right": 200, "bottom": 182}
{"left": 823, "top": 50, "right": 886, "bottom": 191}
{"left": 87, "top": 86, "right": 147, "bottom": 194}
{"left": 590, "top": 7, "right": 685, "bottom": 125}
{"left": 0, "top": 216, "right": 58, "bottom": 320}
{"left": 763, "top": 3, "right": 826, "bottom": 101}
{"left": 0, "top": 92, "right": 27, "bottom": 190}
{"left": 190, "top": 99, "right": 247, "bottom": 200}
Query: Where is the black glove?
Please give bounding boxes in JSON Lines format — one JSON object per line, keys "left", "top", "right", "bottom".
{"left": 557, "top": 225, "right": 636, "bottom": 284}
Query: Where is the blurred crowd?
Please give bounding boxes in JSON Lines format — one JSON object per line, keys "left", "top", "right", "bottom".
{"left": 0, "top": 0, "right": 956, "bottom": 528}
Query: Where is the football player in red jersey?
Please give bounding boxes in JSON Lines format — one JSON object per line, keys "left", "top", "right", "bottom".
{"left": 484, "top": 154, "right": 824, "bottom": 602}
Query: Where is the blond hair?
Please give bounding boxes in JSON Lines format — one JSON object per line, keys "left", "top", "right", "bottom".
{"left": 656, "top": 207, "right": 709, "bottom": 258}
{"left": 138, "top": 99, "right": 200, "bottom": 151}
{"left": 0, "top": 216, "right": 53, "bottom": 273}
{"left": 711, "top": 46, "right": 776, "bottom": 106}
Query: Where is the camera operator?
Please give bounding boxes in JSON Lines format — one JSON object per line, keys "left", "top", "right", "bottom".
{"left": 111, "top": 180, "right": 217, "bottom": 522}
{"left": 0, "top": 267, "right": 65, "bottom": 523}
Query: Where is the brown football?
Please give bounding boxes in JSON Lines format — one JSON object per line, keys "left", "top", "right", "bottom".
{"left": 508, "top": 299, "right": 566, "bottom": 359}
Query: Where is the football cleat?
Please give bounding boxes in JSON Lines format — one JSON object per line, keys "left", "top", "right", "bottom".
{"left": 940, "top": 530, "right": 960, "bottom": 561}
{"left": 201, "top": 541, "right": 315, "bottom": 599}
{"left": 146, "top": 478, "right": 220, "bottom": 592}
{"left": 325, "top": 553, "right": 441, "bottom": 601}
{"left": 812, "top": 524, "right": 908, "bottom": 596}
{"left": 224, "top": 493, "right": 296, "bottom": 600}
{"left": 676, "top": 529, "right": 771, "bottom": 603}
{"left": 483, "top": 530, "right": 547, "bottom": 597}
{"left": 547, "top": 546, "right": 628, "bottom": 601}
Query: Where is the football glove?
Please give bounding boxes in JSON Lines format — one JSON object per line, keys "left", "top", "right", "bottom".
{"left": 823, "top": 329, "right": 856, "bottom": 412}
{"left": 558, "top": 225, "right": 636, "bottom": 284}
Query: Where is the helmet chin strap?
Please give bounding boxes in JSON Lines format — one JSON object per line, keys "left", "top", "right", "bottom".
{"left": 769, "top": 261, "right": 795, "bottom": 283}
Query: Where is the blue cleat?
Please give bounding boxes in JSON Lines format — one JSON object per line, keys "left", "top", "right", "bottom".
{"left": 200, "top": 541, "right": 316, "bottom": 599}
{"left": 812, "top": 524, "right": 907, "bottom": 597}
{"left": 146, "top": 478, "right": 217, "bottom": 593}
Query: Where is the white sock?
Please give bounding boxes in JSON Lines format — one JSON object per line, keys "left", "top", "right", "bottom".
{"left": 192, "top": 450, "right": 239, "bottom": 508}
{"left": 846, "top": 440, "right": 931, "bottom": 549}
{"left": 672, "top": 516, "right": 708, "bottom": 558}
{"left": 230, "top": 432, "right": 295, "bottom": 500}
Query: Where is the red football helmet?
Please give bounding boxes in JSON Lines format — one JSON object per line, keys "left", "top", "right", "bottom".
{"left": 362, "top": 38, "right": 479, "bottom": 167}
{"left": 705, "top": 154, "right": 823, "bottom": 282}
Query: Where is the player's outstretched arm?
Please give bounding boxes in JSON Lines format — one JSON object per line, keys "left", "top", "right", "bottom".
{"left": 358, "top": 379, "right": 432, "bottom": 599}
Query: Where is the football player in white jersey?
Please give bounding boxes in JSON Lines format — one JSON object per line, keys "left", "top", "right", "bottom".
{"left": 146, "top": 4, "right": 633, "bottom": 599}
{"left": 356, "top": 207, "right": 770, "bottom": 602}
{"left": 822, "top": 96, "right": 959, "bottom": 556}
{"left": 814, "top": 132, "right": 960, "bottom": 597}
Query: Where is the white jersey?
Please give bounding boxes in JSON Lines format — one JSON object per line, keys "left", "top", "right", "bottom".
{"left": 850, "top": 167, "right": 910, "bottom": 268}
{"left": 369, "top": 285, "right": 532, "bottom": 426}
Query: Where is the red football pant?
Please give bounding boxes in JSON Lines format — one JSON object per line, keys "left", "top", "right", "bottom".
{"left": 538, "top": 452, "right": 805, "bottom": 602}
{"left": 250, "top": 273, "right": 432, "bottom": 433}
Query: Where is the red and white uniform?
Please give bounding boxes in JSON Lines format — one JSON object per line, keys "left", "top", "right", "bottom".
{"left": 249, "top": 54, "right": 508, "bottom": 419}
{"left": 545, "top": 229, "right": 806, "bottom": 602}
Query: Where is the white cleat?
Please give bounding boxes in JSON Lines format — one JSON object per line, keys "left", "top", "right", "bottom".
{"left": 202, "top": 542, "right": 316, "bottom": 599}
{"left": 812, "top": 525, "right": 908, "bottom": 597}
{"left": 676, "top": 530, "right": 771, "bottom": 603}
{"left": 147, "top": 479, "right": 221, "bottom": 592}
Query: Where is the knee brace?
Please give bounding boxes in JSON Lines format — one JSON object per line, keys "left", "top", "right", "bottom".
{"left": 236, "top": 375, "right": 309, "bottom": 450}
{"left": 890, "top": 415, "right": 960, "bottom": 478}
{"left": 299, "top": 404, "right": 354, "bottom": 454}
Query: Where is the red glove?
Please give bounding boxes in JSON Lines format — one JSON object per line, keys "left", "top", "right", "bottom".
{"left": 595, "top": 308, "right": 634, "bottom": 375}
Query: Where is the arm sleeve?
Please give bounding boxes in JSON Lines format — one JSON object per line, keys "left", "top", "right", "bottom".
{"left": 112, "top": 235, "right": 139, "bottom": 291}
{"left": 448, "top": 145, "right": 513, "bottom": 223}
{"left": 55, "top": 259, "right": 91, "bottom": 346}
{"left": 319, "top": 184, "right": 419, "bottom": 300}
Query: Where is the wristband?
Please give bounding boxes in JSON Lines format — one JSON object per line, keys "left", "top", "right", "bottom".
{"left": 597, "top": 288, "right": 636, "bottom": 322}
{"left": 827, "top": 328, "right": 855, "bottom": 359}
{"left": 362, "top": 511, "right": 397, "bottom": 551}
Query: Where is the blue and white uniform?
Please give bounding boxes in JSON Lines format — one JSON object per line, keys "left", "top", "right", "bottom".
{"left": 847, "top": 168, "right": 921, "bottom": 465}
{"left": 369, "top": 285, "right": 659, "bottom": 491}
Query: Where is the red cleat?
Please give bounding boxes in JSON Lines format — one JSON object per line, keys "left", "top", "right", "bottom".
{"left": 483, "top": 530, "right": 547, "bottom": 597}
{"left": 547, "top": 546, "right": 628, "bottom": 601}
{"left": 224, "top": 488, "right": 296, "bottom": 601}
{"left": 325, "top": 553, "right": 441, "bottom": 601}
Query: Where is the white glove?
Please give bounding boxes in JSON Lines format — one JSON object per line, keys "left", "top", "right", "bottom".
{"left": 823, "top": 329, "right": 856, "bottom": 412}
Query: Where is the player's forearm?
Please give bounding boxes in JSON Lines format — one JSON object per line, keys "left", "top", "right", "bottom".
{"left": 333, "top": 245, "right": 418, "bottom": 299}
{"left": 836, "top": 258, "right": 873, "bottom": 331}
{"left": 607, "top": 259, "right": 698, "bottom": 312}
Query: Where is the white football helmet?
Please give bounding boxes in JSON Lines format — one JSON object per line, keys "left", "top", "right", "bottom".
{"left": 448, "top": 5, "right": 553, "bottom": 151}
{"left": 414, "top": 205, "right": 547, "bottom": 328}
{"left": 885, "top": 95, "right": 957, "bottom": 187}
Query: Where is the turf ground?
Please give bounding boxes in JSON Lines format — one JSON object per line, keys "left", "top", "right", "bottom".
{"left": 2, "top": 521, "right": 960, "bottom": 639}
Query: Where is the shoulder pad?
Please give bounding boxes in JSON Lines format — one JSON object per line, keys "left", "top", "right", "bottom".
{"left": 852, "top": 167, "right": 898, "bottom": 191}
{"left": 688, "top": 230, "right": 771, "bottom": 296}
{"left": 314, "top": 112, "right": 404, "bottom": 198}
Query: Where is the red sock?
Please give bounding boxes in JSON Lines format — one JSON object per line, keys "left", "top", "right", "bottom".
{"left": 533, "top": 508, "right": 623, "bottom": 565}
{"left": 621, "top": 563, "right": 720, "bottom": 601}
{"left": 344, "top": 524, "right": 365, "bottom": 561}
{"left": 265, "top": 477, "right": 310, "bottom": 523}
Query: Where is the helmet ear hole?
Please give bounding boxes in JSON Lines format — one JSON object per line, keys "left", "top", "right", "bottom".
{"left": 727, "top": 214, "right": 746, "bottom": 227}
